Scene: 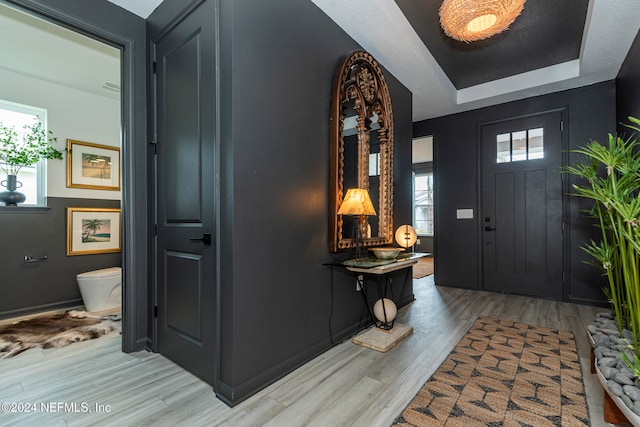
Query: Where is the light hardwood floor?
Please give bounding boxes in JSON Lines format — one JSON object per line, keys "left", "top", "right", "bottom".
{"left": 0, "top": 276, "right": 610, "bottom": 426}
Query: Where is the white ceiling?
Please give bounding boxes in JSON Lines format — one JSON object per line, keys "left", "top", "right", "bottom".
{"left": 107, "top": 0, "right": 161, "bottom": 19}
{"left": 0, "top": 3, "right": 120, "bottom": 101}
{"left": 5, "top": 0, "right": 640, "bottom": 122}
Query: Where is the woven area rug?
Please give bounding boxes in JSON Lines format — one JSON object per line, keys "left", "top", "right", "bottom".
{"left": 413, "top": 257, "right": 434, "bottom": 279}
{"left": 393, "top": 316, "right": 590, "bottom": 426}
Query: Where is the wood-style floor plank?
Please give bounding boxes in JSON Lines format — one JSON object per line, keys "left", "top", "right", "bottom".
{"left": 0, "top": 276, "right": 609, "bottom": 426}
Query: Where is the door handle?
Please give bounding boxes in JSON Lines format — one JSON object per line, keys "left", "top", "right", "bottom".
{"left": 484, "top": 226, "right": 496, "bottom": 231}
{"left": 189, "top": 233, "right": 212, "bottom": 245}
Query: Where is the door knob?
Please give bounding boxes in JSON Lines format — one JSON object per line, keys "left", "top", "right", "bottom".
{"left": 484, "top": 226, "right": 496, "bottom": 231}
{"left": 189, "top": 233, "right": 212, "bottom": 245}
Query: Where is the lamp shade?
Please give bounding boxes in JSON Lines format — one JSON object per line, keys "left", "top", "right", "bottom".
{"left": 337, "top": 188, "right": 376, "bottom": 216}
{"left": 439, "top": 0, "right": 526, "bottom": 43}
{"left": 395, "top": 224, "right": 417, "bottom": 248}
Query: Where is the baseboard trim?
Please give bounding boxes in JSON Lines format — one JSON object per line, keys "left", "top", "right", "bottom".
{"left": 214, "top": 318, "right": 368, "bottom": 407}
{"left": 0, "top": 299, "right": 84, "bottom": 321}
{"left": 133, "top": 337, "right": 148, "bottom": 352}
{"left": 397, "top": 294, "right": 415, "bottom": 308}
{"left": 215, "top": 338, "right": 331, "bottom": 407}
{"left": 568, "top": 296, "right": 609, "bottom": 307}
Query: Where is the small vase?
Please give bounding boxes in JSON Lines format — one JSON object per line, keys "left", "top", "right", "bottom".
{"left": 0, "top": 174, "right": 26, "bottom": 206}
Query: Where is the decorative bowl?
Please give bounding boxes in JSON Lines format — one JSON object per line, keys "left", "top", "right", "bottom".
{"left": 369, "top": 247, "right": 404, "bottom": 259}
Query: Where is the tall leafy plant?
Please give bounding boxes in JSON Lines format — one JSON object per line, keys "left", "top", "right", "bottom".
{"left": 564, "top": 117, "right": 640, "bottom": 375}
{"left": 0, "top": 118, "right": 62, "bottom": 176}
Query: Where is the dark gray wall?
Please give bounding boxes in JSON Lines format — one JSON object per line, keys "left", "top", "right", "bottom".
{"left": 415, "top": 237, "right": 433, "bottom": 255}
{"left": 0, "top": 198, "right": 120, "bottom": 318}
{"left": 5, "top": 0, "right": 148, "bottom": 351}
{"left": 215, "top": 0, "right": 413, "bottom": 405}
{"left": 414, "top": 81, "right": 616, "bottom": 305}
{"left": 3, "top": 0, "right": 413, "bottom": 407}
{"left": 617, "top": 28, "right": 640, "bottom": 131}
{"left": 146, "top": 0, "right": 412, "bottom": 406}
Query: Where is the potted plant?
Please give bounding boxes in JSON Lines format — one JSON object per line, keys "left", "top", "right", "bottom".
{"left": 0, "top": 118, "right": 63, "bottom": 206}
{"left": 564, "top": 117, "right": 640, "bottom": 419}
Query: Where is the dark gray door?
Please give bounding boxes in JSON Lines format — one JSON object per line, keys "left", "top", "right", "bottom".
{"left": 154, "top": 0, "right": 216, "bottom": 385}
{"left": 481, "top": 112, "right": 563, "bottom": 299}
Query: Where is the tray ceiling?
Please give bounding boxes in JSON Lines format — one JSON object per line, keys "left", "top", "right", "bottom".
{"left": 310, "top": 0, "right": 640, "bottom": 121}
{"left": 396, "top": 0, "right": 589, "bottom": 89}
{"left": 6, "top": 0, "right": 640, "bottom": 122}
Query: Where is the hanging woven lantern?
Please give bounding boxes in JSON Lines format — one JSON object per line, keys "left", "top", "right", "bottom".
{"left": 439, "top": 0, "right": 526, "bottom": 43}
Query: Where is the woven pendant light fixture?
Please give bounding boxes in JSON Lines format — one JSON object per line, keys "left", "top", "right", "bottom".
{"left": 439, "top": 0, "right": 526, "bottom": 43}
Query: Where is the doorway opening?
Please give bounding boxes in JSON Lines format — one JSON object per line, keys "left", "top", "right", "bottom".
{"left": 412, "top": 136, "right": 434, "bottom": 256}
{"left": 412, "top": 136, "right": 435, "bottom": 280}
{"left": 0, "top": 2, "right": 126, "bottom": 345}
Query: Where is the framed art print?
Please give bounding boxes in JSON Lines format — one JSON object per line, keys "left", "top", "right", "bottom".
{"left": 67, "top": 207, "right": 121, "bottom": 256}
{"left": 66, "top": 139, "right": 120, "bottom": 190}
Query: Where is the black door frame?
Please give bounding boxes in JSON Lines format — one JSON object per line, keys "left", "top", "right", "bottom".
{"left": 477, "top": 108, "right": 569, "bottom": 300}
{"left": 7, "top": 0, "right": 148, "bottom": 352}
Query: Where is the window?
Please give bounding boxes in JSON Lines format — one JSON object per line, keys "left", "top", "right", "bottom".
{"left": 497, "top": 127, "right": 544, "bottom": 163}
{"left": 0, "top": 100, "right": 48, "bottom": 206}
{"left": 414, "top": 173, "right": 434, "bottom": 235}
{"left": 369, "top": 152, "right": 380, "bottom": 176}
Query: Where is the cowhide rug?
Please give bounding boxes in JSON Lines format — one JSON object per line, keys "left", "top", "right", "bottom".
{"left": 0, "top": 310, "right": 120, "bottom": 358}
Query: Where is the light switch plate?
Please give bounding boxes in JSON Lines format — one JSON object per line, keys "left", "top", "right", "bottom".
{"left": 456, "top": 209, "right": 474, "bottom": 219}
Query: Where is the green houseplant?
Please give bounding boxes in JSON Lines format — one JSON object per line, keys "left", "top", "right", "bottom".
{"left": 564, "top": 116, "right": 640, "bottom": 376}
{"left": 0, "top": 118, "right": 63, "bottom": 205}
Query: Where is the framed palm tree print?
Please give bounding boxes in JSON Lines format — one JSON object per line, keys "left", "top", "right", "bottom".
{"left": 67, "top": 207, "right": 121, "bottom": 255}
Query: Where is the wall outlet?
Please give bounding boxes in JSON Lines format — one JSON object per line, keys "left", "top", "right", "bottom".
{"left": 416, "top": 238, "right": 421, "bottom": 245}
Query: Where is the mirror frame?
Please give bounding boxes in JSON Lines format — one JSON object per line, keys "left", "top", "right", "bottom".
{"left": 329, "top": 50, "right": 394, "bottom": 252}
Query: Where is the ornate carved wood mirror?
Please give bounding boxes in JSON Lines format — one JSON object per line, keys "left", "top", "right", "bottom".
{"left": 329, "top": 50, "right": 394, "bottom": 252}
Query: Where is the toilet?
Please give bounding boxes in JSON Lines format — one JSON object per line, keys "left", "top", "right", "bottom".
{"left": 76, "top": 267, "right": 122, "bottom": 312}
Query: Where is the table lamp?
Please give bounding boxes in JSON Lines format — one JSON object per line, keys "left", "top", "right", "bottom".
{"left": 395, "top": 224, "right": 417, "bottom": 250}
{"left": 338, "top": 188, "right": 376, "bottom": 258}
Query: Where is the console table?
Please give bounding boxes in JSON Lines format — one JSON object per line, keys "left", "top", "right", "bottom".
{"left": 344, "top": 253, "right": 426, "bottom": 329}
{"left": 325, "top": 252, "right": 429, "bottom": 352}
